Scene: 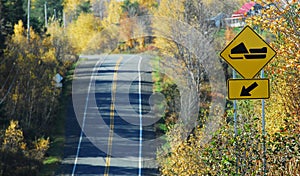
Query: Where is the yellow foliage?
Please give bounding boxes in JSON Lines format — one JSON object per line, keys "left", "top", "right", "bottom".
{"left": 3, "top": 120, "right": 26, "bottom": 152}
{"left": 247, "top": 1, "right": 300, "bottom": 134}
{"left": 136, "top": 0, "right": 157, "bottom": 12}
{"left": 158, "top": 125, "right": 213, "bottom": 175}
{"left": 225, "top": 27, "right": 236, "bottom": 44}
{"left": 11, "top": 93, "right": 18, "bottom": 103}
{"left": 34, "top": 137, "right": 49, "bottom": 151}
{"left": 101, "top": 0, "right": 123, "bottom": 28}
{"left": 63, "top": 0, "right": 89, "bottom": 13}
{"left": 47, "top": 21, "right": 64, "bottom": 41}
{"left": 202, "top": 0, "right": 245, "bottom": 7}
{"left": 2, "top": 121, "right": 50, "bottom": 161}
{"left": 152, "top": 0, "right": 185, "bottom": 20}
{"left": 29, "top": 137, "right": 50, "bottom": 160}
{"left": 152, "top": 0, "right": 185, "bottom": 58}
{"left": 42, "top": 47, "right": 57, "bottom": 63}
{"left": 12, "top": 20, "right": 26, "bottom": 44}
{"left": 66, "top": 13, "right": 102, "bottom": 53}
{"left": 13, "top": 20, "right": 25, "bottom": 37}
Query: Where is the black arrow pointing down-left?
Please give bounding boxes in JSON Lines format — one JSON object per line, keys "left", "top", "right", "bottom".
{"left": 240, "top": 82, "right": 258, "bottom": 96}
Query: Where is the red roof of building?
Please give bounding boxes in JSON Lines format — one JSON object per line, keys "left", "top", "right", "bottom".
{"left": 232, "top": 1, "right": 256, "bottom": 17}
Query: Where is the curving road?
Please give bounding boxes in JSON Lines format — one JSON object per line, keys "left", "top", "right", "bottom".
{"left": 58, "top": 54, "right": 159, "bottom": 176}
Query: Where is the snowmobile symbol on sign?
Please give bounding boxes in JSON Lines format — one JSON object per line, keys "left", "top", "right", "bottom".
{"left": 229, "top": 42, "right": 267, "bottom": 60}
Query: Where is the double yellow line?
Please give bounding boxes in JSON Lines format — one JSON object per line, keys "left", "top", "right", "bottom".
{"left": 104, "top": 57, "right": 123, "bottom": 176}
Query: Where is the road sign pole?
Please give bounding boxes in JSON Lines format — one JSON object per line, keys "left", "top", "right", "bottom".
{"left": 220, "top": 25, "right": 276, "bottom": 175}
{"left": 233, "top": 69, "right": 238, "bottom": 174}
{"left": 261, "top": 69, "right": 267, "bottom": 175}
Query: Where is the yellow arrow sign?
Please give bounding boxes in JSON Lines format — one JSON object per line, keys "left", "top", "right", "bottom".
{"left": 227, "top": 79, "right": 270, "bottom": 100}
{"left": 220, "top": 26, "right": 276, "bottom": 78}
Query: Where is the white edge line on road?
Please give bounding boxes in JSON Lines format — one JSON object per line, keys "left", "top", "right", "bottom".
{"left": 138, "top": 56, "right": 143, "bottom": 176}
{"left": 71, "top": 56, "right": 107, "bottom": 176}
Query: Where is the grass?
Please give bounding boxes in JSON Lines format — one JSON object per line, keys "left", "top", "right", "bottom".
{"left": 43, "top": 156, "right": 61, "bottom": 165}
{"left": 215, "top": 27, "right": 243, "bottom": 38}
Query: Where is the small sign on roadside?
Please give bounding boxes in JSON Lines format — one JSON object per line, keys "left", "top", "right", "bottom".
{"left": 54, "top": 73, "right": 63, "bottom": 88}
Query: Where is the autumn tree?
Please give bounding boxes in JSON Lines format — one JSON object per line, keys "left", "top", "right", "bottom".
{"left": 63, "top": 0, "right": 91, "bottom": 13}
{"left": 152, "top": 0, "right": 220, "bottom": 93}
{"left": 246, "top": 1, "right": 300, "bottom": 174}
{"left": 202, "top": 0, "right": 245, "bottom": 16}
{"left": 153, "top": 0, "right": 223, "bottom": 173}
{"left": 0, "top": 21, "right": 60, "bottom": 132}
{"left": 66, "top": 12, "right": 102, "bottom": 54}
{"left": 119, "top": 0, "right": 154, "bottom": 50}
{"left": 46, "top": 20, "right": 77, "bottom": 70}
{"left": 90, "top": 0, "right": 108, "bottom": 19}
{"left": 2, "top": 120, "right": 26, "bottom": 152}
{"left": 63, "top": 0, "right": 92, "bottom": 28}
{"left": 158, "top": 1, "right": 300, "bottom": 175}
{"left": 151, "top": 0, "right": 222, "bottom": 133}
{"left": 98, "top": 0, "right": 156, "bottom": 51}
{"left": 247, "top": 0, "right": 299, "bottom": 129}
{"left": 101, "top": 0, "right": 122, "bottom": 28}
{"left": 0, "top": 120, "right": 50, "bottom": 175}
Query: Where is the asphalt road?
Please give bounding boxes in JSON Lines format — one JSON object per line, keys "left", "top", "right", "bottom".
{"left": 58, "top": 54, "right": 159, "bottom": 176}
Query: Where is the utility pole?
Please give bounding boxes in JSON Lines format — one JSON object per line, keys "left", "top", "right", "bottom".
{"left": 27, "top": 0, "right": 30, "bottom": 42}
{"left": 54, "top": 9, "right": 57, "bottom": 20}
{"left": 44, "top": 1, "right": 48, "bottom": 27}
{"left": 63, "top": 10, "right": 66, "bottom": 29}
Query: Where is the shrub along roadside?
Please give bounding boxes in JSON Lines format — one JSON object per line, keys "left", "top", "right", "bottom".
{"left": 157, "top": 1, "right": 299, "bottom": 174}
{"left": 38, "top": 62, "right": 75, "bottom": 175}
{"left": 0, "top": 19, "right": 77, "bottom": 175}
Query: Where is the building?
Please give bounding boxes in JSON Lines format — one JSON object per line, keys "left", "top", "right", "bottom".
{"left": 225, "top": 2, "right": 263, "bottom": 28}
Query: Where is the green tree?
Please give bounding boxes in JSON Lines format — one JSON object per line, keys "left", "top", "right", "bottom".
{"left": 121, "top": 0, "right": 141, "bottom": 17}
{"left": 28, "top": 0, "right": 64, "bottom": 31}
{"left": 0, "top": 0, "right": 25, "bottom": 51}
{"left": 0, "top": 0, "right": 4, "bottom": 53}
{"left": 1, "top": 0, "right": 25, "bottom": 33}
{"left": 63, "top": 0, "right": 91, "bottom": 26}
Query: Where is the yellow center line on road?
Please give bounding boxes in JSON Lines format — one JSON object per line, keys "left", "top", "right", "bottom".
{"left": 104, "top": 56, "right": 123, "bottom": 176}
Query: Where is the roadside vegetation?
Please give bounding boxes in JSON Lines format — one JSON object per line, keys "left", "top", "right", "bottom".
{"left": 0, "top": 0, "right": 299, "bottom": 175}
{"left": 155, "top": 0, "right": 300, "bottom": 175}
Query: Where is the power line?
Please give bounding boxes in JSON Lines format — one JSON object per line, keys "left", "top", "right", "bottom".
{"left": 0, "top": 70, "right": 18, "bottom": 105}
{"left": 0, "top": 57, "right": 7, "bottom": 65}
{"left": 0, "top": 64, "right": 15, "bottom": 91}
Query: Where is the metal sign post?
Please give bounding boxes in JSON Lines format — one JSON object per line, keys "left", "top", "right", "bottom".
{"left": 220, "top": 25, "right": 276, "bottom": 175}
{"left": 261, "top": 69, "right": 267, "bottom": 175}
{"left": 233, "top": 69, "right": 238, "bottom": 174}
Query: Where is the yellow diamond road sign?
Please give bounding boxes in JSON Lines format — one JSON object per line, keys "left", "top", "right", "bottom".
{"left": 227, "top": 79, "right": 270, "bottom": 100}
{"left": 220, "top": 26, "right": 276, "bottom": 78}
